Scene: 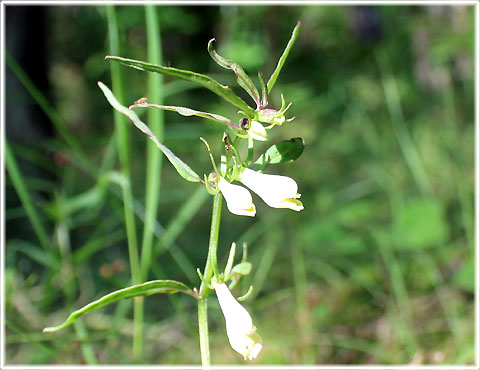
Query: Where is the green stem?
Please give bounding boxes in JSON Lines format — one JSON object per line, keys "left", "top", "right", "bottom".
{"left": 106, "top": 5, "right": 142, "bottom": 362}
{"left": 197, "top": 192, "right": 223, "bottom": 367}
{"left": 199, "top": 193, "right": 223, "bottom": 297}
{"left": 197, "top": 298, "right": 210, "bottom": 368}
{"left": 140, "top": 4, "right": 164, "bottom": 281}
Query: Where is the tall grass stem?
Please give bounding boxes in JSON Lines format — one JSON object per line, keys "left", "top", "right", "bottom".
{"left": 140, "top": 5, "right": 164, "bottom": 281}
{"left": 106, "top": 5, "right": 142, "bottom": 362}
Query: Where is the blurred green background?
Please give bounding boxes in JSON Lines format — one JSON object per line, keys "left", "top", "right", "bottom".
{"left": 5, "top": 4, "right": 475, "bottom": 365}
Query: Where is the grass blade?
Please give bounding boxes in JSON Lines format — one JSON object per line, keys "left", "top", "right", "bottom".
{"left": 140, "top": 4, "right": 165, "bottom": 282}
{"left": 106, "top": 5, "right": 142, "bottom": 361}
{"left": 5, "top": 140, "right": 51, "bottom": 252}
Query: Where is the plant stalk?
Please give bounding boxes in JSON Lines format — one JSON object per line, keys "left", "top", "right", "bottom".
{"left": 140, "top": 4, "right": 164, "bottom": 281}
{"left": 197, "top": 192, "right": 223, "bottom": 367}
{"left": 106, "top": 5, "right": 142, "bottom": 362}
{"left": 199, "top": 193, "right": 223, "bottom": 298}
{"left": 197, "top": 298, "right": 210, "bottom": 368}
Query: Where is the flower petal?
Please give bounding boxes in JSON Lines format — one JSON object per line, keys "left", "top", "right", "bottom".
{"left": 248, "top": 120, "right": 268, "bottom": 141}
{"left": 213, "top": 281, "right": 262, "bottom": 360}
{"left": 218, "top": 177, "right": 256, "bottom": 217}
{"left": 239, "top": 168, "right": 303, "bottom": 211}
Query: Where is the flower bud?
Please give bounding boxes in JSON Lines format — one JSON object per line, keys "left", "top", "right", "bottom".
{"left": 257, "top": 108, "right": 286, "bottom": 126}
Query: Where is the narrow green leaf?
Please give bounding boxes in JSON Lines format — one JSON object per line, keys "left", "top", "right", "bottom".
{"left": 208, "top": 39, "right": 261, "bottom": 108}
{"left": 130, "top": 102, "right": 240, "bottom": 130}
{"left": 229, "top": 262, "right": 252, "bottom": 277}
{"left": 105, "top": 55, "right": 255, "bottom": 117}
{"left": 267, "top": 21, "right": 301, "bottom": 93}
{"left": 223, "top": 242, "right": 237, "bottom": 278}
{"left": 98, "top": 81, "right": 202, "bottom": 183}
{"left": 251, "top": 137, "right": 305, "bottom": 172}
{"left": 8, "top": 241, "right": 60, "bottom": 269}
{"left": 43, "top": 280, "right": 197, "bottom": 333}
{"left": 258, "top": 71, "right": 268, "bottom": 108}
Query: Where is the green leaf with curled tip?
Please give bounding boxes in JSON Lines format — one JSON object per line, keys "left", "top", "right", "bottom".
{"left": 251, "top": 137, "right": 305, "bottom": 172}
{"left": 208, "top": 39, "right": 261, "bottom": 108}
{"left": 105, "top": 55, "right": 255, "bottom": 118}
{"left": 98, "top": 82, "right": 201, "bottom": 183}
{"left": 43, "top": 280, "right": 197, "bottom": 333}
{"left": 130, "top": 102, "right": 241, "bottom": 130}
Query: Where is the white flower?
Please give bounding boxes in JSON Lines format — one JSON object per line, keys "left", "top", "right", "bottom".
{"left": 218, "top": 177, "right": 256, "bottom": 217}
{"left": 212, "top": 281, "right": 262, "bottom": 360}
{"left": 239, "top": 168, "right": 304, "bottom": 211}
{"left": 247, "top": 120, "right": 268, "bottom": 141}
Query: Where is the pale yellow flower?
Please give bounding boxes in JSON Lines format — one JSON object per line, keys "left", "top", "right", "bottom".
{"left": 212, "top": 281, "right": 262, "bottom": 360}
{"left": 239, "top": 168, "right": 304, "bottom": 211}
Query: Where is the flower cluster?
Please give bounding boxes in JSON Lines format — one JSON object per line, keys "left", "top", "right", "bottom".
{"left": 88, "top": 21, "right": 304, "bottom": 366}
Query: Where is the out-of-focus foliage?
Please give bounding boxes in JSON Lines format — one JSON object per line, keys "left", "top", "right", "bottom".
{"left": 5, "top": 5, "right": 474, "bottom": 365}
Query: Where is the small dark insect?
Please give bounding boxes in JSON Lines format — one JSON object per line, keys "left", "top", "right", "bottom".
{"left": 134, "top": 97, "right": 148, "bottom": 104}
{"left": 224, "top": 135, "right": 233, "bottom": 152}
{"left": 240, "top": 117, "right": 249, "bottom": 130}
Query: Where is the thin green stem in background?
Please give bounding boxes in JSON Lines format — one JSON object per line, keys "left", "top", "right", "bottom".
{"left": 197, "top": 192, "right": 223, "bottom": 367}
{"left": 106, "top": 5, "right": 142, "bottom": 362}
{"left": 6, "top": 319, "right": 67, "bottom": 362}
{"left": 136, "top": 6, "right": 164, "bottom": 365}
{"left": 372, "top": 228, "right": 419, "bottom": 357}
{"left": 140, "top": 4, "right": 164, "bottom": 281}
{"left": 376, "top": 50, "right": 433, "bottom": 197}
{"left": 5, "top": 140, "right": 50, "bottom": 252}
{"left": 291, "top": 238, "right": 314, "bottom": 364}
{"left": 55, "top": 209, "right": 97, "bottom": 364}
